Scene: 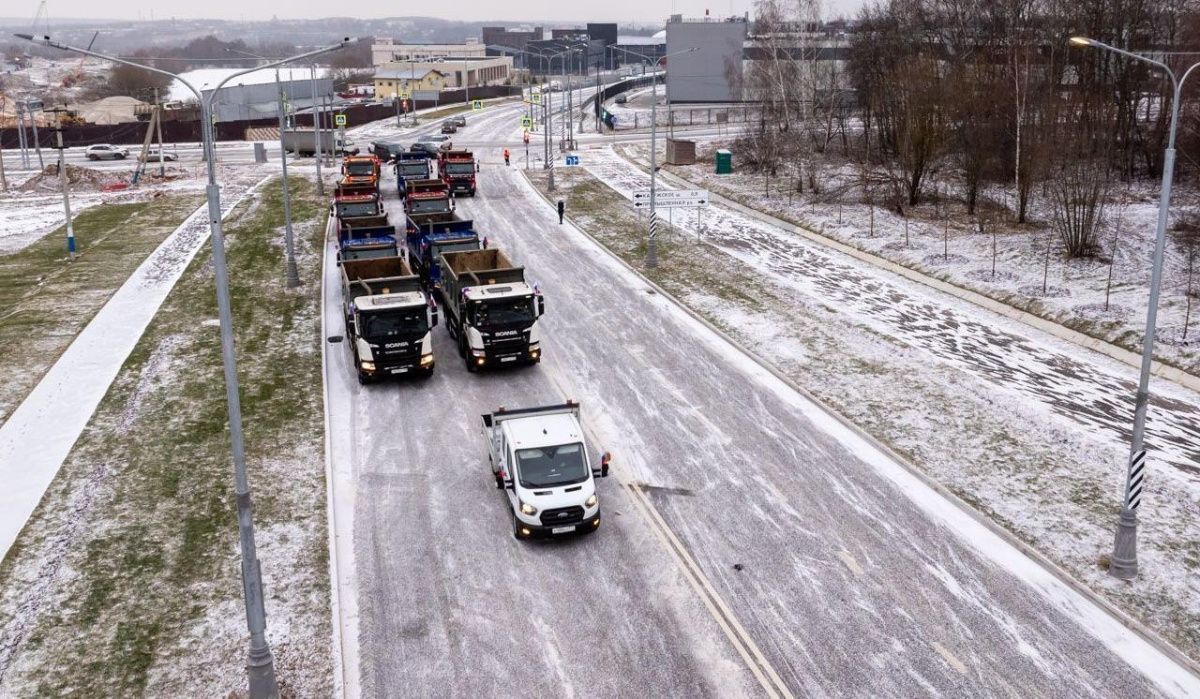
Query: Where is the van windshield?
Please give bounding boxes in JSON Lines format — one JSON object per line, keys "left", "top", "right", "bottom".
{"left": 516, "top": 443, "right": 588, "bottom": 488}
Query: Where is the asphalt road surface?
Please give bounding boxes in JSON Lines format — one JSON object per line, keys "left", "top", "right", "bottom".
{"left": 324, "top": 100, "right": 1199, "bottom": 697}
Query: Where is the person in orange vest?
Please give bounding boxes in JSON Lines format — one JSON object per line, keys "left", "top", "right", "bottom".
{"left": 503, "top": 148, "right": 510, "bottom": 166}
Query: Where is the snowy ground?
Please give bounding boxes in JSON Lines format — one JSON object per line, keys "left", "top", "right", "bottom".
{"left": 629, "top": 140, "right": 1200, "bottom": 375}
{"left": 576, "top": 144, "right": 1200, "bottom": 659}
{"left": 0, "top": 177, "right": 333, "bottom": 696}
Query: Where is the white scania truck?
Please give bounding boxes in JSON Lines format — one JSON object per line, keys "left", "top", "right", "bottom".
{"left": 482, "top": 401, "right": 610, "bottom": 539}
{"left": 440, "top": 248, "right": 544, "bottom": 372}
{"left": 340, "top": 256, "right": 438, "bottom": 383}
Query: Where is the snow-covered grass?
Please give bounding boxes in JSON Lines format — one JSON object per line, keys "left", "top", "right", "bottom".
{"left": 0, "top": 193, "right": 203, "bottom": 425}
{"left": 0, "top": 177, "right": 332, "bottom": 695}
{"left": 622, "top": 141, "right": 1200, "bottom": 376}
{"left": 528, "top": 164, "right": 1200, "bottom": 663}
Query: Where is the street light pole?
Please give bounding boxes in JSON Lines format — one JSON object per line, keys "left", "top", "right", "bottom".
{"left": 274, "top": 70, "right": 301, "bottom": 288}
{"left": 48, "top": 115, "right": 76, "bottom": 258}
{"left": 16, "top": 32, "right": 355, "bottom": 697}
{"left": 310, "top": 64, "right": 324, "bottom": 197}
{"left": 647, "top": 97, "right": 658, "bottom": 268}
{"left": 1070, "top": 37, "right": 1200, "bottom": 580}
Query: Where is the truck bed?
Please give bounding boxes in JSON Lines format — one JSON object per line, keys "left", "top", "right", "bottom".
{"left": 443, "top": 248, "right": 516, "bottom": 276}
{"left": 340, "top": 214, "right": 389, "bottom": 231}
{"left": 341, "top": 257, "right": 421, "bottom": 299}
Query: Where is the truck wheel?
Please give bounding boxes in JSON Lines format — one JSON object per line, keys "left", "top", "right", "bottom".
{"left": 466, "top": 354, "right": 478, "bottom": 373}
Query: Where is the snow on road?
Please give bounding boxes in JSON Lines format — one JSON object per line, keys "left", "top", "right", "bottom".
{"left": 0, "top": 173, "right": 270, "bottom": 561}
{"left": 327, "top": 101, "right": 1199, "bottom": 695}
{"left": 584, "top": 148, "right": 1200, "bottom": 481}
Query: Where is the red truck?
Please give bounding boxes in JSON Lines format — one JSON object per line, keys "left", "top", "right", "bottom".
{"left": 438, "top": 149, "right": 477, "bottom": 197}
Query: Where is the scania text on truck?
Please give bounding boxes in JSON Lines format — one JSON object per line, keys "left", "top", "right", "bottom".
{"left": 482, "top": 401, "right": 610, "bottom": 539}
{"left": 438, "top": 149, "right": 477, "bottom": 197}
{"left": 440, "top": 248, "right": 544, "bottom": 372}
{"left": 405, "top": 220, "right": 481, "bottom": 292}
{"left": 340, "top": 256, "right": 437, "bottom": 383}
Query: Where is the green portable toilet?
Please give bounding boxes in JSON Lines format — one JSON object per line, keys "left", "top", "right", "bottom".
{"left": 715, "top": 149, "right": 733, "bottom": 174}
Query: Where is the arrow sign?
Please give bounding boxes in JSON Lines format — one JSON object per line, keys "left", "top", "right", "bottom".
{"left": 633, "top": 189, "right": 707, "bottom": 201}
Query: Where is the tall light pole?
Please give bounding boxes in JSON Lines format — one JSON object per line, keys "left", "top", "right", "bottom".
{"left": 46, "top": 107, "right": 76, "bottom": 258}
{"left": 16, "top": 32, "right": 356, "bottom": 697}
{"left": 309, "top": 64, "right": 324, "bottom": 196}
{"left": 1070, "top": 37, "right": 1200, "bottom": 580}
{"left": 645, "top": 47, "right": 698, "bottom": 269}
{"left": 227, "top": 48, "right": 301, "bottom": 288}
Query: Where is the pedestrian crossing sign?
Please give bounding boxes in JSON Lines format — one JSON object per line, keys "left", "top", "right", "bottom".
{"left": 521, "top": 115, "right": 532, "bottom": 129}
{"left": 472, "top": 100, "right": 484, "bottom": 111}
{"left": 334, "top": 113, "right": 347, "bottom": 127}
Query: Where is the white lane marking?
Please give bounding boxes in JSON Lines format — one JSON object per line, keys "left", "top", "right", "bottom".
{"left": 932, "top": 642, "right": 968, "bottom": 675}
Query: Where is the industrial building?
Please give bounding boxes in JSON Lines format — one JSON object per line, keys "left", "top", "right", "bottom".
{"left": 371, "top": 38, "right": 487, "bottom": 67}
{"left": 665, "top": 14, "right": 748, "bottom": 102}
{"left": 482, "top": 26, "right": 544, "bottom": 69}
{"left": 373, "top": 56, "right": 513, "bottom": 99}
{"left": 201, "top": 77, "right": 334, "bottom": 123}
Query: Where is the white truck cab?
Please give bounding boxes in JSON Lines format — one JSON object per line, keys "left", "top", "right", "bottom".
{"left": 481, "top": 401, "right": 610, "bottom": 539}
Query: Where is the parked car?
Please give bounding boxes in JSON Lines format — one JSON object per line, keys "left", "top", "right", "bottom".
{"left": 615, "top": 94, "right": 628, "bottom": 105}
{"left": 138, "top": 147, "right": 178, "bottom": 162}
{"left": 440, "top": 122, "right": 458, "bottom": 134}
{"left": 84, "top": 144, "right": 129, "bottom": 161}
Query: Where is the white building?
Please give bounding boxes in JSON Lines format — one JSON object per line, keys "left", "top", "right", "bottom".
{"left": 374, "top": 56, "right": 514, "bottom": 99}
{"left": 371, "top": 37, "right": 486, "bottom": 67}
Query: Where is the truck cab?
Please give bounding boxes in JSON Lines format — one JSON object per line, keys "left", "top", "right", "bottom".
{"left": 405, "top": 221, "right": 481, "bottom": 292}
{"left": 438, "top": 149, "right": 477, "bottom": 197}
{"left": 482, "top": 401, "right": 610, "bottom": 539}
{"left": 341, "top": 257, "right": 437, "bottom": 383}
{"left": 395, "top": 154, "right": 432, "bottom": 196}
{"left": 440, "top": 248, "right": 544, "bottom": 372}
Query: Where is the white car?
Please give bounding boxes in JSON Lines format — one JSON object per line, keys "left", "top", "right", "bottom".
{"left": 138, "top": 148, "right": 178, "bottom": 162}
{"left": 84, "top": 144, "right": 130, "bottom": 161}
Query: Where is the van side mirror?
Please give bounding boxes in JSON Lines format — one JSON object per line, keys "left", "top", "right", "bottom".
{"left": 536, "top": 295, "right": 545, "bottom": 317}
{"left": 593, "top": 451, "right": 611, "bottom": 478}
{"left": 504, "top": 477, "right": 515, "bottom": 490}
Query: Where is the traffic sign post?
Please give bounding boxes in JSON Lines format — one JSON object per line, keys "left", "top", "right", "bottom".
{"left": 632, "top": 188, "right": 709, "bottom": 208}
{"left": 334, "top": 113, "right": 347, "bottom": 127}
{"left": 521, "top": 115, "right": 532, "bottom": 129}
{"left": 472, "top": 99, "right": 484, "bottom": 111}
{"left": 564, "top": 154, "right": 580, "bottom": 167}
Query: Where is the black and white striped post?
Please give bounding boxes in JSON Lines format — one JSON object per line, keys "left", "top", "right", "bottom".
{"left": 1111, "top": 448, "right": 1146, "bottom": 578}
{"left": 647, "top": 98, "right": 659, "bottom": 268}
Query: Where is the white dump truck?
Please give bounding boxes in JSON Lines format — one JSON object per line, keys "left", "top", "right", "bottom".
{"left": 440, "top": 248, "right": 544, "bottom": 372}
{"left": 339, "top": 256, "right": 437, "bottom": 383}
{"left": 481, "top": 401, "right": 610, "bottom": 539}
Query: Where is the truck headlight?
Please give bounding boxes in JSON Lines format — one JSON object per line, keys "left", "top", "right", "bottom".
{"left": 585, "top": 494, "right": 597, "bottom": 508}
{"left": 420, "top": 353, "right": 434, "bottom": 366}
{"left": 520, "top": 502, "right": 538, "bottom": 516}
{"left": 360, "top": 361, "right": 376, "bottom": 371}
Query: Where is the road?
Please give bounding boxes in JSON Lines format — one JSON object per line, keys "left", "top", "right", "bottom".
{"left": 325, "top": 99, "right": 1200, "bottom": 697}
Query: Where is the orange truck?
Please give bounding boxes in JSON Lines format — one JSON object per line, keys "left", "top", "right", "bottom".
{"left": 339, "top": 155, "right": 381, "bottom": 194}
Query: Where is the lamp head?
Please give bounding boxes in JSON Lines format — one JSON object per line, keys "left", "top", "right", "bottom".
{"left": 1069, "top": 36, "right": 1093, "bottom": 47}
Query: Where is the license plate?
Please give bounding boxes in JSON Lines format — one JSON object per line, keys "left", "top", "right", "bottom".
{"left": 500, "top": 356, "right": 517, "bottom": 363}
{"left": 551, "top": 526, "right": 575, "bottom": 534}
{"left": 390, "top": 366, "right": 409, "bottom": 374}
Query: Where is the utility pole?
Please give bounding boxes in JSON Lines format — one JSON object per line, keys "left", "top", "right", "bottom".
{"left": 16, "top": 102, "right": 30, "bottom": 169}
{"left": 0, "top": 127, "right": 7, "bottom": 191}
{"left": 546, "top": 90, "right": 555, "bottom": 192}
{"left": 48, "top": 110, "right": 76, "bottom": 259}
{"left": 309, "top": 64, "right": 323, "bottom": 197}
{"left": 154, "top": 88, "right": 165, "bottom": 178}
{"left": 274, "top": 70, "right": 301, "bottom": 288}
{"left": 29, "top": 102, "right": 45, "bottom": 169}
{"left": 647, "top": 98, "right": 659, "bottom": 268}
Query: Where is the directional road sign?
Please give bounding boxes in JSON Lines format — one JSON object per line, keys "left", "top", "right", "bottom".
{"left": 564, "top": 155, "right": 581, "bottom": 166}
{"left": 631, "top": 189, "right": 709, "bottom": 208}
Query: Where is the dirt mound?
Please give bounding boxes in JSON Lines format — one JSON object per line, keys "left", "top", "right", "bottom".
{"left": 17, "top": 164, "right": 125, "bottom": 193}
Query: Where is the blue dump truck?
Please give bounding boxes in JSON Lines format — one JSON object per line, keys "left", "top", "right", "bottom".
{"left": 339, "top": 255, "right": 438, "bottom": 383}
{"left": 395, "top": 152, "right": 432, "bottom": 197}
{"left": 406, "top": 219, "right": 481, "bottom": 294}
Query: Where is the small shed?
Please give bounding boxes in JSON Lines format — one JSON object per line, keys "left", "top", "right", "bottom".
{"left": 665, "top": 138, "right": 695, "bottom": 165}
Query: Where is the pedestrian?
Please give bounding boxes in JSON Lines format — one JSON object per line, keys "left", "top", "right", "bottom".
{"left": 503, "top": 148, "right": 510, "bottom": 166}
{"left": 557, "top": 199, "right": 565, "bottom": 225}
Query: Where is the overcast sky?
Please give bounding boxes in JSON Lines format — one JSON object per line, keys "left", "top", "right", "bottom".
{"left": 26, "top": 0, "right": 868, "bottom": 24}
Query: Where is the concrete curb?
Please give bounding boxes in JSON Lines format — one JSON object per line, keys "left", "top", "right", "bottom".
{"left": 518, "top": 168, "right": 1200, "bottom": 683}
{"left": 615, "top": 148, "right": 1200, "bottom": 395}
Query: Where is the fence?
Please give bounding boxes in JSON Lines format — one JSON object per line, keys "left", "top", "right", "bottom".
{"left": 0, "top": 85, "right": 522, "bottom": 149}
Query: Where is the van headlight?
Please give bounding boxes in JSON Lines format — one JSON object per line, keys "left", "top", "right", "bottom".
{"left": 584, "top": 494, "right": 597, "bottom": 508}
{"left": 520, "top": 502, "right": 538, "bottom": 516}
